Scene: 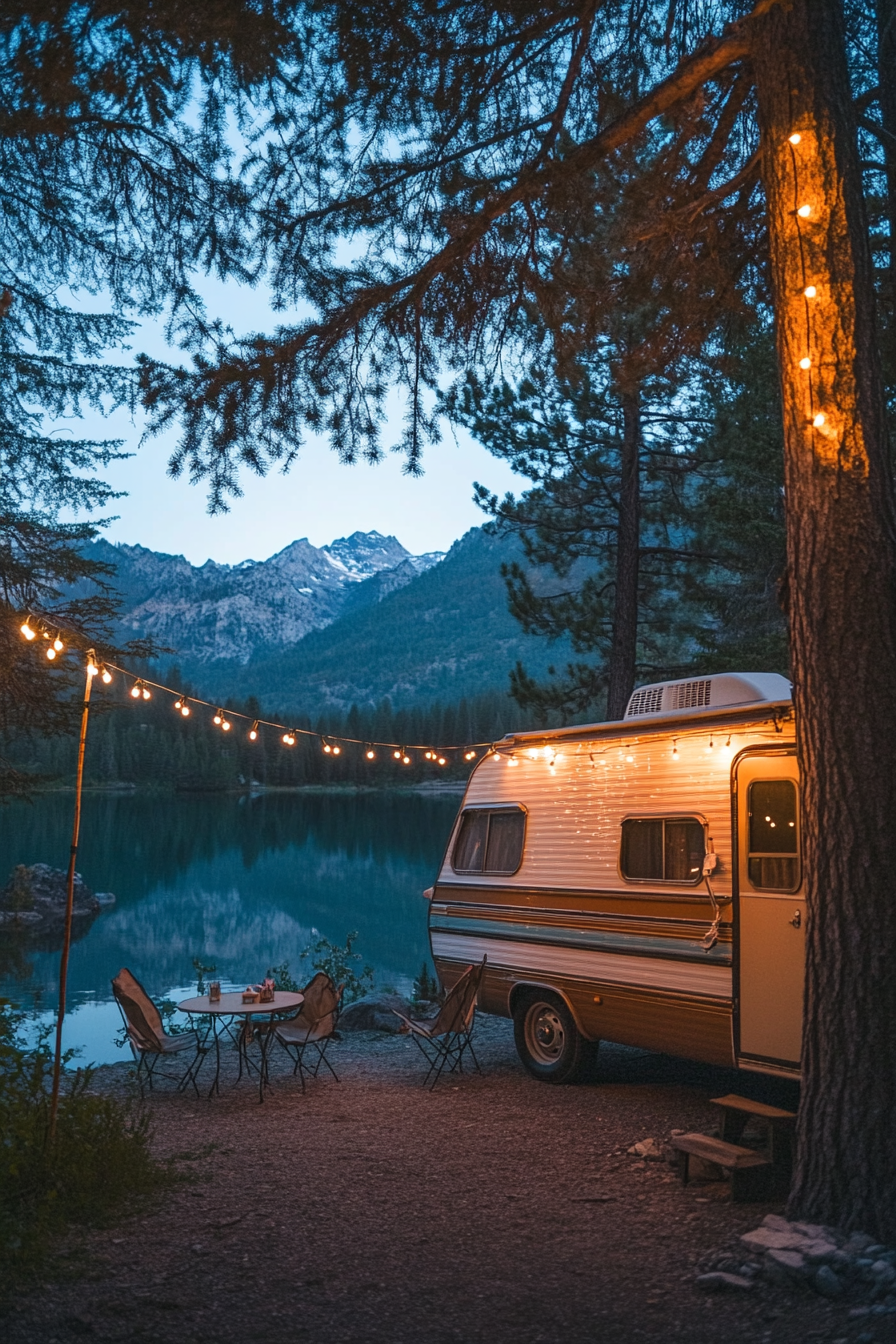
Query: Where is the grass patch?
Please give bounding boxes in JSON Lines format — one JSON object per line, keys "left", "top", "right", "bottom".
{"left": 0, "top": 999, "right": 172, "bottom": 1297}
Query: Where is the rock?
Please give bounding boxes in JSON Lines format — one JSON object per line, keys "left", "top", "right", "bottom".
{"left": 628, "top": 1138, "right": 664, "bottom": 1160}
{"left": 813, "top": 1265, "right": 845, "bottom": 1299}
{"left": 866, "top": 1245, "right": 888, "bottom": 1259}
{"left": 870, "top": 1261, "right": 896, "bottom": 1285}
{"left": 338, "top": 993, "right": 413, "bottom": 1034}
{"left": 844, "top": 1232, "right": 876, "bottom": 1255}
{"left": 695, "top": 1272, "right": 754, "bottom": 1293}
{"left": 741, "top": 1227, "right": 815, "bottom": 1254}
{"left": 762, "top": 1213, "right": 793, "bottom": 1232}
{"left": 764, "top": 1249, "right": 810, "bottom": 1285}
{"left": 0, "top": 863, "right": 113, "bottom": 929}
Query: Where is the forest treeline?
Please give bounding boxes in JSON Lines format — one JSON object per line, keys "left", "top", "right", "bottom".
{"left": 3, "top": 680, "right": 538, "bottom": 791}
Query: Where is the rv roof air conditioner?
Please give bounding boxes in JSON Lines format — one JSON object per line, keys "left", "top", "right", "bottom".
{"left": 624, "top": 672, "right": 792, "bottom": 721}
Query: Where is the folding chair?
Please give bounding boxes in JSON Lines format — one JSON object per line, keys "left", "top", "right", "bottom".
{"left": 272, "top": 972, "right": 343, "bottom": 1090}
{"left": 111, "top": 968, "right": 205, "bottom": 1097}
{"left": 393, "top": 956, "right": 486, "bottom": 1089}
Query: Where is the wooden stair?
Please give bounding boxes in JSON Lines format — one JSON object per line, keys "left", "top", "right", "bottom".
{"left": 671, "top": 1095, "right": 797, "bottom": 1202}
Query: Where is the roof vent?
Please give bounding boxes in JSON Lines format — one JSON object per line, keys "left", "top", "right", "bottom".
{"left": 623, "top": 672, "right": 792, "bottom": 721}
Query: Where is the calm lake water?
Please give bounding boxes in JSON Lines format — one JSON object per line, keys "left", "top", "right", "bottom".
{"left": 0, "top": 789, "right": 460, "bottom": 1066}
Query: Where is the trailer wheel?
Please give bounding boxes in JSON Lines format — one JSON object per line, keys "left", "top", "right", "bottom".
{"left": 513, "top": 992, "right": 596, "bottom": 1084}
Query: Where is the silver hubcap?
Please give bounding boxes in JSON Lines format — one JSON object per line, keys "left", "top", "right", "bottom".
{"left": 524, "top": 1002, "right": 566, "bottom": 1066}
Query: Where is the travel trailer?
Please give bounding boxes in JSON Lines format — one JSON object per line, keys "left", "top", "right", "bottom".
{"left": 427, "top": 672, "right": 804, "bottom": 1082}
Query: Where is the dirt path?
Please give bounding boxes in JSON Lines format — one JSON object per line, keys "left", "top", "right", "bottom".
{"left": 3, "top": 1021, "right": 873, "bottom": 1344}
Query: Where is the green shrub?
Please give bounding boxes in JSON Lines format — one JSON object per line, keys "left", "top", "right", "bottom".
{"left": 268, "top": 931, "right": 374, "bottom": 1003}
{"left": 0, "top": 1000, "right": 169, "bottom": 1290}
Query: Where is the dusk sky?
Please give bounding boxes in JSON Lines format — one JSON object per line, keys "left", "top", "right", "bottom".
{"left": 63, "top": 277, "right": 521, "bottom": 567}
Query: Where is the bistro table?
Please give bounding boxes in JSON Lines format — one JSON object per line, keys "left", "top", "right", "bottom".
{"left": 178, "top": 991, "right": 304, "bottom": 1103}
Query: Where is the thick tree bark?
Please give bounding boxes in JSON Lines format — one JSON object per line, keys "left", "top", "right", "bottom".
{"left": 875, "top": 0, "right": 896, "bottom": 325}
{"left": 751, "top": 0, "right": 896, "bottom": 1239}
{"left": 606, "top": 389, "right": 640, "bottom": 719}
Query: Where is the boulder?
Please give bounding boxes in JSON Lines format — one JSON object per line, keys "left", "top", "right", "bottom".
{"left": 338, "top": 993, "right": 415, "bottom": 1034}
{"left": 764, "top": 1249, "right": 810, "bottom": 1285}
{"left": 813, "top": 1265, "right": 845, "bottom": 1299}
{"left": 0, "top": 864, "right": 114, "bottom": 929}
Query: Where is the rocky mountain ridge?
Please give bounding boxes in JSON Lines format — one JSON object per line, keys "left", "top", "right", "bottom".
{"left": 88, "top": 532, "right": 443, "bottom": 666}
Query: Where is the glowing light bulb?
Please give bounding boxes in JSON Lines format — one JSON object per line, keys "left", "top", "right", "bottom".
{"left": 438, "top": 757, "right": 447, "bottom": 766}
{"left": 46, "top": 647, "right": 57, "bottom": 660}
{"left": 181, "top": 705, "right": 190, "bottom": 717}
{"left": 797, "top": 204, "right": 811, "bottom": 218}
{"left": 142, "top": 687, "right": 151, "bottom": 700}
{"left": 788, "top": 132, "right": 801, "bottom": 145}
{"left": 424, "top": 750, "right": 433, "bottom": 760}
{"left": 804, "top": 285, "right": 817, "bottom": 298}
{"left": 799, "top": 357, "right": 811, "bottom": 370}
{"left": 130, "top": 685, "right": 141, "bottom": 698}
{"left": 53, "top": 636, "right": 64, "bottom": 652}
{"left": 393, "top": 750, "right": 402, "bottom": 760}
{"left": 366, "top": 749, "right": 375, "bottom": 760}
{"left": 87, "top": 660, "right": 99, "bottom": 677}
{"left": 174, "top": 697, "right": 183, "bottom": 709}
{"left": 213, "top": 712, "right": 222, "bottom": 725}
{"left": 625, "top": 754, "right": 634, "bottom": 763}
{"left": 20, "top": 621, "right": 35, "bottom": 640}
{"left": 221, "top": 719, "right": 230, "bottom": 731}
{"left": 402, "top": 755, "right": 411, "bottom": 765}
{"left": 101, "top": 668, "right": 112, "bottom": 684}
{"left": 508, "top": 756, "right": 519, "bottom": 767}
{"left": 332, "top": 745, "right": 341, "bottom": 755}
{"left": 282, "top": 732, "right": 295, "bottom": 746}
{"left": 813, "top": 412, "right": 826, "bottom": 427}
{"left": 323, "top": 742, "right": 332, "bottom": 753}
{"left": 249, "top": 722, "right": 258, "bottom": 741}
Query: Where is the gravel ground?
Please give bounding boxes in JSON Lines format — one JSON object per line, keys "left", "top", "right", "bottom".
{"left": 2, "top": 1019, "right": 880, "bottom": 1344}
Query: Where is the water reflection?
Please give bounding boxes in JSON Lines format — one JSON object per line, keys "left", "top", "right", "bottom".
{"left": 0, "top": 790, "right": 460, "bottom": 1064}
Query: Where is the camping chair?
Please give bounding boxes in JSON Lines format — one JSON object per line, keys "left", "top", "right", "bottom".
{"left": 272, "top": 972, "right": 344, "bottom": 1090}
{"left": 392, "top": 956, "right": 486, "bottom": 1089}
{"left": 111, "top": 967, "right": 205, "bottom": 1097}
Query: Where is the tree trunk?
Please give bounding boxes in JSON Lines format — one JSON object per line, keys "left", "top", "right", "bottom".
{"left": 875, "top": 0, "right": 896, "bottom": 328}
{"left": 606, "top": 388, "right": 640, "bottom": 719}
{"left": 751, "top": 0, "right": 896, "bottom": 1239}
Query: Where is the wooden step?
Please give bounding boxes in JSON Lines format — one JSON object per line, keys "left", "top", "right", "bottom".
{"left": 670, "top": 1132, "right": 778, "bottom": 1203}
{"left": 710, "top": 1093, "right": 796, "bottom": 1122}
{"left": 670, "top": 1132, "right": 770, "bottom": 1170}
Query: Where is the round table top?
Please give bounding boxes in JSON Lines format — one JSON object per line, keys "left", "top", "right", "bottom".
{"left": 177, "top": 990, "right": 304, "bottom": 1016}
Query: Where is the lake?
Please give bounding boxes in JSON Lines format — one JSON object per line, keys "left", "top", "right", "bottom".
{"left": 0, "top": 789, "right": 460, "bottom": 1066}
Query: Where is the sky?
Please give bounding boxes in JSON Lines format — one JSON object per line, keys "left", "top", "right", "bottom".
{"left": 62, "top": 277, "right": 522, "bottom": 567}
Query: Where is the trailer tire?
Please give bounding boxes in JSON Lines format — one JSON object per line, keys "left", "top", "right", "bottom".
{"left": 513, "top": 991, "right": 596, "bottom": 1084}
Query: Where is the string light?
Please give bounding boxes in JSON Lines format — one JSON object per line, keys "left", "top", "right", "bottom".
{"left": 13, "top": 626, "right": 490, "bottom": 765}
{"left": 799, "top": 357, "right": 811, "bottom": 370}
{"left": 804, "top": 285, "right": 817, "bottom": 298}
{"left": 797, "top": 204, "right": 811, "bottom": 218}
{"left": 813, "top": 412, "right": 826, "bottom": 428}
{"left": 788, "top": 132, "right": 801, "bottom": 145}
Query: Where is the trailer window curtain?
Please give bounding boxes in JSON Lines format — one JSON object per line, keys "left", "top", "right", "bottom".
{"left": 621, "top": 818, "right": 705, "bottom": 883}
{"left": 748, "top": 780, "right": 800, "bottom": 890}
{"left": 452, "top": 808, "right": 525, "bottom": 874}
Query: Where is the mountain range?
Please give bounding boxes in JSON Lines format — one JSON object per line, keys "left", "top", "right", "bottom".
{"left": 87, "top": 527, "right": 573, "bottom": 715}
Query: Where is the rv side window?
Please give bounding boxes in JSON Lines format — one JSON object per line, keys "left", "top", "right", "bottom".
{"left": 452, "top": 808, "right": 526, "bottom": 875}
{"left": 620, "top": 818, "right": 705, "bottom": 883}
{"left": 748, "top": 780, "right": 800, "bottom": 890}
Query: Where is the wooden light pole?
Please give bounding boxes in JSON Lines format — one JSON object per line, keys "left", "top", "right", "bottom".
{"left": 48, "top": 650, "right": 97, "bottom": 1144}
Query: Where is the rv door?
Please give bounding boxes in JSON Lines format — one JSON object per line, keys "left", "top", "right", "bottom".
{"left": 735, "top": 751, "right": 805, "bottom": 1071}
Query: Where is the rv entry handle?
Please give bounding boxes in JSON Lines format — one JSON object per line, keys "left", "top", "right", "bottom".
{"left": 790, "top": 909, "right": 802, "bottom": 929}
